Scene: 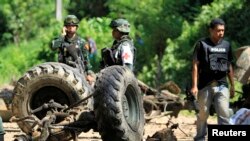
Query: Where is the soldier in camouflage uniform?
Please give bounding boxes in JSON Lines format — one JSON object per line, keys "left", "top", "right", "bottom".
{"left": 101, "top": 18, "right": 135, "bottom": 71}
{"left": 51, "top": 15, "right": 95, "bottom": 83}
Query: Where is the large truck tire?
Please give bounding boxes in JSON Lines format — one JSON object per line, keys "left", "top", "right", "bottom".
{"left": 93, "top": 65, "right": 145, "bottom": 141}
{"left": 12, "top": 62, "right": 90, "bottom": 140}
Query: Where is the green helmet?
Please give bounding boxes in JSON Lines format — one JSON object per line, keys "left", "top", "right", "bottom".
{"left": 64, "top": 15, "right": 79, "bottom": 26}
{"left": 109, "top": 18, "right": 130, "bottom": 33}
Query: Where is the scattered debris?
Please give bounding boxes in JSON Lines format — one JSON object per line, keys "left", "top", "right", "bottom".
{"left": 0, "top": 85, "right": 14, "bottom": 122}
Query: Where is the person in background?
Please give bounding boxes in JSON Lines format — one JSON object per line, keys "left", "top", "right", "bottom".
{"left": 100, "top": 18, "right": 135, "bottom": 71}
{"left": 85, "top": 36, "right": 97, "bottom": 60}
{"left": 191, "top": 18, "right": 235, "bottom": 141}
{"left": 135, "top": 33, "right": 144, "bottom": 46}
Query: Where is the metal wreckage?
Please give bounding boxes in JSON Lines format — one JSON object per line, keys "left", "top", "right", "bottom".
{"left": 0, "top": 46, "right": 250, "bottom": 141}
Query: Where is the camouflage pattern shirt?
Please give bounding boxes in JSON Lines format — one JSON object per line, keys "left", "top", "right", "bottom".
{"left": 51, "top": 35, "right": 92, "bottom": 72}
{"left": 111, "top": 35, "right": 135, "bottom": 71}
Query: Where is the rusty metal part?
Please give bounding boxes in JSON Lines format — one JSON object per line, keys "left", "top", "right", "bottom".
{"left": 31, "top": 99, "right": 68, "bottom": 114}
{"left": 146, "top": 123, "right": 178, "bottom": 141}
{"left": 138, "top": 80, "right": 158, "bottom": 95}
{"left": 39, "top": 113, "right": 56, "bottom": 141}
{"left": 11, "top": 99, "right": 95, "bottom": 141}
{"left": 159, "top": 81, "right": 181, "bottom": 95}
{"left": 63, "top": 93, "right": 95, "bottom": 112}
{"left": 145, "top": 111, "right": 173, "bottom": 122}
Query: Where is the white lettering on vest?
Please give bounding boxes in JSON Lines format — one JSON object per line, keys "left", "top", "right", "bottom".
{"left": 211, "top": 48, "right": 226, "bottom": 52}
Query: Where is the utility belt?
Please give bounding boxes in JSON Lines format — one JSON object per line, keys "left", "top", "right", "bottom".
{"left": 210, "top": 81, "right": 219, "bottom": 87}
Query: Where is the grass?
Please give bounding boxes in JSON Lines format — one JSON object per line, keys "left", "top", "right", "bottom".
{"left": 0, "top": 40, "right": 44, "bottom": 85}
{"left": 179, "top": 110, "right": 217, "bottom": 120}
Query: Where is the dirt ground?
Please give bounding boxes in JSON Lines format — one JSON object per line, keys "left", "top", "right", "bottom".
{"left": 0, "top": 84, "right": 217, "bottom": 141}
{"left": 2, "top": 111, "right": 217, "bottom": 141}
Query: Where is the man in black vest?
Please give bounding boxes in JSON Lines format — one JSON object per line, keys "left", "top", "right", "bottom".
{"left": 191, "top": 18, "right": 235, "bottom": 141}
{"left": 100, "top": 18, "right": 135, "bottom": 71}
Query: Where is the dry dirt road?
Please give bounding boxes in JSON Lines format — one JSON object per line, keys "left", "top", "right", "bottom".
{"left": 2, "top": 111, "right": 217, "bottom": 141}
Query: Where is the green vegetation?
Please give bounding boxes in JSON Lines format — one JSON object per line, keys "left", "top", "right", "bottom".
{"left": 0, "top": 0, "right": 249, "bottom": 103}
{"left": 0, "top": 40, "right": 43, "bottom": 84}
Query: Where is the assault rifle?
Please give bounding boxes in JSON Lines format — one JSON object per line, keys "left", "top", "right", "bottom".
{"left": 185, "top": 86, "right": 199, "bottom": 114}
{"left": 100, "top": 47, "right": 115, "bottom": 69}
{"left": 66, "top": 44, "right": 86, "bottom": 75}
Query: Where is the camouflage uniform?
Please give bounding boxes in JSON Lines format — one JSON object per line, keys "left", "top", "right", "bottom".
{"left": 110, "top": 35, "right": 135, "bottom": 69}
{"left": 101, "top": 18, "right": 135, "bottom": 71}
{"left": 51, "top": 15, "right": 92, "bottom": 73}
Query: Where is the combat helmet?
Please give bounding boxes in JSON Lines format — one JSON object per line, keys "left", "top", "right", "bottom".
{"left": 64, "top": 15, "right": 79, "bottom": 26}
{"left": 109, "top": 18, "right": 130, "bottom": 33}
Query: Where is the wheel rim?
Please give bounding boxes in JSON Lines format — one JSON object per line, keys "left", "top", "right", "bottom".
{"left": 122, "top": 84, "right": 140, "bottom": 131}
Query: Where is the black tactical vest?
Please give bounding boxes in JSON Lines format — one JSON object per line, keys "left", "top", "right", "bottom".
{"left": 200, "top": 39, "right": 230, "bottom": 73}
